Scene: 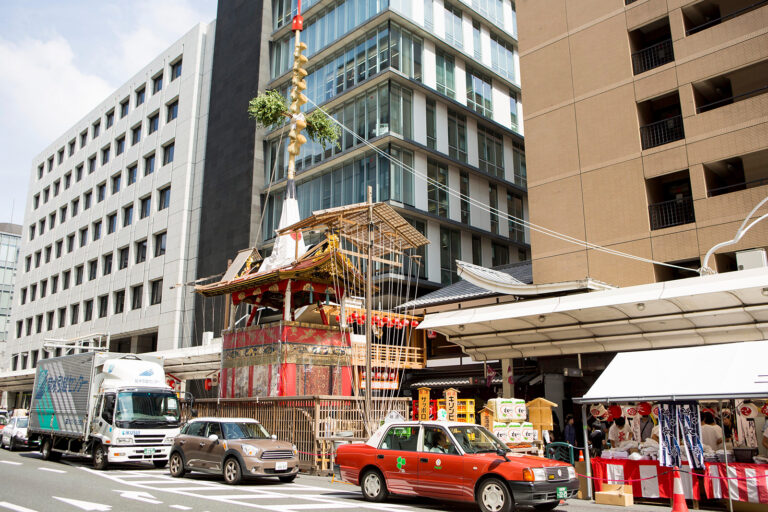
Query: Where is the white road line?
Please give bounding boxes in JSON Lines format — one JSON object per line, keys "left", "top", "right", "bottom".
{"left": 38, "top": 467, "right": 67, "bottom": 474}
{"left": 169, "top": 506, "right": 192, "bottom": 511}
{"left": 0, "top": 461, "right": 22, "bottom": 466}
{"left": 0, "top": 503, "right": 38, "bottom": 512}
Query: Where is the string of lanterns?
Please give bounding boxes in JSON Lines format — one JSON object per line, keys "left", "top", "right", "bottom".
{"left": 334, "top": 310, "right": 420, "bottom": 329}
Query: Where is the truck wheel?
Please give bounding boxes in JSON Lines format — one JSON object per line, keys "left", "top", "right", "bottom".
{"left": 169, "top": 452, "right": 186, "bottom": 477}
{"left": 476, "top": 477, "right": 512, "bottom": 512}
{"left": 41, "top": 438, "right": 55, "bottom": 460}
{"left": 360, "top": 469, "right": 387, "bottom": 502}
{"left": 93, "top": 444, "right": 109, "bottom": 470}
{"left": 223, "top": 457, "right": 242, "bottom": 485}
{"left": 153, "top": 460, "right": 168, "bottom": 469}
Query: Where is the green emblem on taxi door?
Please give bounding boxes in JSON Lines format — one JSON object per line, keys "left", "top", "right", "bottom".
{"left": 396, "top": 456, "right": 406, "bottom": 470}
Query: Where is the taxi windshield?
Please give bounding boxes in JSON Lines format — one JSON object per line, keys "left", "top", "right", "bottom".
{"left": 448, "top": 425, "right": 508, "bottom": 454}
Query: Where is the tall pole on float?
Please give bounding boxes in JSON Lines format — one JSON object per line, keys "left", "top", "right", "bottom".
{"left": 286, "top": 0, "right": 308, "bottom": 199}
{"left": 365, "top": 186, "right": 374, "bottom": 435}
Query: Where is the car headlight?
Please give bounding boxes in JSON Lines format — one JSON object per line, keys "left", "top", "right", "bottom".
{"left": 292, "top": 444, "right": 298, "bottom": 456}
{"left": 242, "top": 444, "right": 261, "bottom": 457}
{"left": 163, "top": 436, "right": 175, "bottom": 445}
{"left": 568, "top": 466, "right": 576, "bottom": 479}
{"left": 116, "top": 437, "right": 133, "bottom": 445}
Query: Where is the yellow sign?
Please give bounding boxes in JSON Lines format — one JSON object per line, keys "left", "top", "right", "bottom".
{"left": 418, "top": 387, "right": 430, "bottom": 421}
{"left": 444, "top": 388, "right": 459, "bottom": 422}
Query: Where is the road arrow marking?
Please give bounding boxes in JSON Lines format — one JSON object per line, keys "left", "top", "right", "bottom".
{"left": 52, "top": 497, "right": 111, "bottom": 511}
{"left": 113, "top": 490, "right": 162, "bottom": 505}
{"left": 39, "top": 467, "right": 66, "bottom": 474}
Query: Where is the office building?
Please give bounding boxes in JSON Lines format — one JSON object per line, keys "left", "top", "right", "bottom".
{"left": 7, "top": 23, "right": 215, "bottom": 371}
{"left": 0, "top": 223, "right": 22, "bottom": 371}
{"left": 518, "top": 0, "right": 768, "bottom": 286}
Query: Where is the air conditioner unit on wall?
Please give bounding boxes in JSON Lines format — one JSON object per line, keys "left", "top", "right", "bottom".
{"left": 736, "top": 249, "right": 767, "bottom": 270}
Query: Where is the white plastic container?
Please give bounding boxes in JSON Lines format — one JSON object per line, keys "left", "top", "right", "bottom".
{"left": 521, "top": 422, "right": 536, "bottom": 442}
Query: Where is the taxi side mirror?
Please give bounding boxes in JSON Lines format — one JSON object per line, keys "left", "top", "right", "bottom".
{"left": 496, "top": 448, "right": 511, "bottom": 462}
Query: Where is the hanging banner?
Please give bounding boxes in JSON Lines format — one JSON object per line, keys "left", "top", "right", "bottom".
{"left": 659, "top": 402, "right": 681, "bottom": 468}
{"left": 677, "top": 402, "right": 705, "bottom": 470}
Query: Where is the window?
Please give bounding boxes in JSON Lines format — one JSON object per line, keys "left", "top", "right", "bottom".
{"left": 473, "top": 20, "right": 482, "bottom": 60}
{"left": 44, "top": 245, "right": 51, "bottom": 263}
{"left": 66, "top": 234, "right": 74, "bottom": 253}
{"left": 84, "top": 299, "right": 93, "bottom": 321}
{"left": 136, "top": 240, "right": 147, "bottom": 263}
{"left": 509, "top": 89, "right": 519, "bottom": 129}
{"left": 118, "top": 247, "right": 129, "bottom": 269}
{"left": 167, "top": 100, "right": 178, "bottom": 121}
{"left": 440, "top": 226, "right": 461, "bottom": 285}
{"left": 34, "top": 251, "right": 41, "bottom": 268}
{"left": 51, "top": 275, "right": 58, "bottom": 294}
{"left": 466, "top": 67, "right": 493, "bottom": 117}
{"left": 123, "top": 205, "right": 133, "bottom": 226}
{"left": 92, "top": 120, "right": 100, "bottom": 138}
{"left": 68, "top": 139, "right": 76, "bottom": 156}
{"left": 62, "top": 270, "right": 71, "bottom": 290}
{"left": 111, "top": 173, "right": 121, "bottom": 194}
{"left": 80, "top": 130, "right": 88, "bottom": 148}
{"left": 79, "top": 227, "right": 88, "bottom": 247}
{"left": 92, "top": 220, "right": 102, "bottom": 241}
{"left": 158, "top": 186, "right": 171, "bottom": 210}
{"left": 76, "top": 164, "right": 83, "bottom": 181}
{"left": 55, "top": 239, "right": 62, "bottom": 258}
{"left": 478, "top": 125, "right": 504, "bottom": 178}
{"left": 26, "top": 318, "right": 32, "bottom": 336}
{"left": 36, "top": 315, "right": 43, "bottom": 334}
{"left": 107, "top": 213, "right": 117, "bottom": 234}
{"left": 114, "top": 290, "right": 125, "bottom": 314}
{"left": 39, "top": 218, "right": 46, "bottom": 235}
{"left": 75, "top": 265, "right": 84, "bottom": 285}
{"left": 57, "top": 148, "right": 64, "bottom": 164}
{"left": 380, "top": 425, "right": 421, "bottom": 451}
{"left": 154, "top": 231, "right": 166, "bottom": 257}
{"left": 43, "top": 187, "right": 49, "bottom": 203}
{"left": 472, "top": 235, "right": 482, "bottom": 265}
{"left": 507, "top": 191, "right": 525, "bottom": 243}
{"left": 33, "top": 194, "right": 40, "bottom": 209}
{"left": 116, "top": 136, "right": 125, "bottom": 155}
{"left": 136, "top": 86, "right": 145, "bottom": 106}
{"left": 98, "top": 295, "right": 109, "bottom": 318}
{"left": 25, "top": 255, "right": 31, "bottom": 272}
{"left": 426, "top": 99, "right": 436, "bottom": 149}
{"left": 20, "top": 288, "right": 27, "bottom": 305}
{"left": 58, "top": 308, "right": 66, "bottom": 328}
{"left": 490, "top": 34, "right": 516, "bottom": 82}
{"left": 171, "top": 59, "right": 182, "bottom": 80}
{"left": 120, "top": 98, "right": 129, "bottom": 118}
{"left": 70, "top": 303, "right": 79, "bottom": 325}
{"left": 131, "top": 125, "right": 141, "bottom": 145}
{"left": 30, "top": 284, "right": 37, "bottom": 301}
{"left": 150, "top": 279, "right": 163, "bottom": 305}
{"left": 152, "top": 73, "right": 163, "bottom": 94}
{"left": 40, "top": 280, "right": 47, "bottom": 298}
{"left": 447, "top": 110, "right": 467, "bottom": 162}
{"left": 106, "top": 110, "right": 114, "bottom": 129}
{"left": 84, "top": 190, "right": 92, "bottom": 209}
{"left": 131, "top": 285, "right": 143, "bottom": 310}
{"left": 512, "top": 141, "right": 526, "bottom": 186}
{"left": 127, "top": 164, "right": 137, "bottom": 185}
{"left": 435, "top": 51, "right": 455, "bottom": 98}
{"left": 489, "top": 183, "right": 499, "bottom": 234}
{"left": 53, "top": 179, "right": 60, "bottom": 196}
{"left": 389, "top": 84, "right": 413, "bottom": 139}
{"left": 49, "top": 212, "right": 56, "bottom": 229}
{"left": 72, "top": 198, "right": 79, "bottom": 216}
{"left": 64, "top": 172, "right": 71, "bottom": 189}
{"left": 492, "top": 242, "right": 509, "bottom": 266}
{"left": 101, "top": 146, "right": 110, "bottom": 164}
{"left": 103, "top": 253, "right": 113, "bottom": 275}
{"left": 144, "top": 154, "right": 155, "bottom": 175}
{"left": 427, "top": 159, "right": 448, "bottom": 217}
{"left": 37, "top": 164, "right": 44, "bottom": 179}
{"left": 29, "top": 224, "right": 35, "bottom": 241}
{"left": 445, "top": 4, "right": 463, "bottom": 48}
{"left": 148, "top": 113, "right": 159, "bottom": 134}
{"left": 140, "top": 197, "right": 151, "bottom": 219}
{"left": 162, "top": 142, "right": 174, "bottom": 165}
{"left": 460, "top": 171, "right": 470, "bottom": 224}
{"left": 97, "top": 182, "right": 106, "bottom": 202}
{"left": 88, "top": 156, "right": 96, "bottom": 174}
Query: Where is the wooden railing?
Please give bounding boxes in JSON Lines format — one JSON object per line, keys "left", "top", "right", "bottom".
{"left": 351, "top": 341, "right": 425, "bottom": 369}
{"left": 192, "top": 396, "right": 411, "bottom": 474}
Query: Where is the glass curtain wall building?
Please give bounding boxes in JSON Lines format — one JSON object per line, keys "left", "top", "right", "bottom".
{"left": 265, "top": 0, "right": 528, "bottom": 288}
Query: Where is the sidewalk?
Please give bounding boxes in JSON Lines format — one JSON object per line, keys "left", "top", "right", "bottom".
{"left": 557, "top": 500, "right": 720, "bottom": 512}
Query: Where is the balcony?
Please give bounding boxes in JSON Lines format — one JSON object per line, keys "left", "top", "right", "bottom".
{"left": 632, "top": 39, "right": 674, "bottom": 75}
{"left": 705, "top": 150, "right": 768, "bottom": 197}
{"left": 693, "top": 59, "right": 768, "bottom": 114}
{"left": 684, "top": 0, "right": 768, "bottom": 36}
{"left": 351, "top": 341, "right": 425, "bottom": 369}
{"left": 648, "top": 197, "right": 695, "bottom": 230}
{"left": 640, "top": 115, "right": 684, "bottom": 150}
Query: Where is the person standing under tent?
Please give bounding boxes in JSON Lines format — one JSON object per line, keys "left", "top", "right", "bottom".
{"left": 608, "top": 416, "right": 633, "bottom": 447}
{"left": 700, "top": 410, "right": 723, "bottom": 450}
{"left": 762, "top": 421, "right": 768, "bottom": 450}
{"left": 637, "top": 414, "right": 654, "bottom": 442}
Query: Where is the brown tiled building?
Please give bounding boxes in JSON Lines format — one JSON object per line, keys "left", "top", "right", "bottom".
{"left": 517, "top": 0, "right": 768, "bottom": 286}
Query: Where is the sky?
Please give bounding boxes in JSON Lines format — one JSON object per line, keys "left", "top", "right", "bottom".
{"left": 0, "top": 0, "right": 218, "bottom": 226}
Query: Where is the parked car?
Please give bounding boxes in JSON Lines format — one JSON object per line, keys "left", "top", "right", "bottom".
{"left": 0, "top": 415, "right": 8, "bottom": 432}
{"left": 169, "top": 417, "right": 299, "bottom": 485}
{"left": 335, "top": 421, "right": 578, "bottom": 512}
{"left": 1, "top": 416, "right": 35, "bottom": 451}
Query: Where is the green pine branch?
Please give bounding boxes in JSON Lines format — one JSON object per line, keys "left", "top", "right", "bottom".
{"left": 248, "top": 90, "right": 340, "bottom": 149}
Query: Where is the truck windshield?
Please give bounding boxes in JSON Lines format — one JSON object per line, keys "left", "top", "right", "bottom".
{"left": 448, "top": 425, "right": 509, "bottom": 454}
{"left": 115, "top": 392, "right": 180, "bottom": 428}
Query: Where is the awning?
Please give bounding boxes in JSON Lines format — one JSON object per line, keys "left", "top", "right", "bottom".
{"left": 410, "top": 376, "right": 502, "bottom": 389}
{"left": 574, "top": 340, "right": 768, "bottom": 403}
{"left": 419, "top": 267, "right": 768, "bottom": 359}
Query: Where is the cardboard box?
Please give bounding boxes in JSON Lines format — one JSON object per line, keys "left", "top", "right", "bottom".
{"left": 574, "top": 461, "right": 589, "bottom": 500}
{"left": 595, "top": 490, "right": 633, "bottom": 507}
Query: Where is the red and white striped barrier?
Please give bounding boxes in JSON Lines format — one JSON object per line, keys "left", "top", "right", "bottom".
{"left": 705, "top": 463, "right": 768, "bottom": 504}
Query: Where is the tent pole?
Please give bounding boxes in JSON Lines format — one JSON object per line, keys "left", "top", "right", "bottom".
{"left": 719, "top": 400, "right": 733, "bottom": 512}
{"left": 582, "top": 404, "right": 593, "bottom": 500}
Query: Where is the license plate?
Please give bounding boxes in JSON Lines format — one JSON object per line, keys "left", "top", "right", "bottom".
{"left": 556, "top": 487, "right": 567, "bottom": 499}
{"left": 144, "top": 448, "right": 155, "bottom": 455}
{"left": 275, "top": 461, "right": 287, "bottom": 471}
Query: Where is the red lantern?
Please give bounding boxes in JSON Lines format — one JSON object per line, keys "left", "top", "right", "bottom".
{"left": 761, "top": 403, "right": 768, "bottom": 416}
{"left": 204, "top": 378, "right": 212, "bottom": 391}
{"left": 350, "top": 311, "right": 357, "bottom": 321}
{"left": 427, "top": 330, "right": 437, "bottom": 338}
{"left": 386, "top": 317, "right": 394, "bottom": 327}
{"left": 373, "top": 315, "right": 380, "bottom": 324}
{"left": 376, "top": 317, "right": 384, "bottom": 327}
{"left": 637, "top": 402, "right": 652, "bottom": 416}
{"left": 335, "top": 315, "right": 340, "bottom": 323}
{"left": 410, "top": 319, "right": 419, "bottom": 328}
{"left": 609, "top": 405, "right": 623, "bottom": 418}
{"left": 356, "top": 315, "right": 365, "bottom": 325}
{"left": 392, "top": 319, "right": 401, "bottom": 329}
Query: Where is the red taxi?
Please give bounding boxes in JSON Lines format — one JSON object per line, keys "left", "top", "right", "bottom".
{"left": 335, "top": 421, "right": 577, "bottom": 512}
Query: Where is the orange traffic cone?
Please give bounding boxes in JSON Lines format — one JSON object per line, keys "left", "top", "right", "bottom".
{"left": 579, "top": 450, "right": 584, "bottom": 462}
{"left": 671, "top": 466, "right": 689, "bottom": 512}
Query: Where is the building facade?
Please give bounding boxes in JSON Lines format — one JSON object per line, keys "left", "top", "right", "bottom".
{"left": 262, "top": 0, "right": 530, "bottom": 291}
{"left": 518, "top": 0, "right": 768, "bottom": 286}
{"left": 7, "top": 23, "right": 215, "bottom": 371}
{"left": 0, "top": 223, "right": 22, "bottom": 371}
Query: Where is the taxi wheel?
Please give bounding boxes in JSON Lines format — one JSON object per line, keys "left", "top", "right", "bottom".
{"left": 360, "top": 469, "right": 387, "bottom": 502}
{"left": 223, "top": 457, "right": 243, "bottom": 485}
{"left": 8, "top": 438, "right": 15, "bottom": 452}
{"left": 169, "top": 452, "right": 186, "bottom": 478}
{"left": 476, "top": 478, "right": 513, "bottom": 512}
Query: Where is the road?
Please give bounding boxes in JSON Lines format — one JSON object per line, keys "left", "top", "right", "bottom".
{"left": 0, "top": 446, "right": 704, "bottom": 512}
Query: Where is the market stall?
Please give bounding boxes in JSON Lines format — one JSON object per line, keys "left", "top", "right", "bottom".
{"left": 574, "top": 340, "right": 768, "bottom": 508}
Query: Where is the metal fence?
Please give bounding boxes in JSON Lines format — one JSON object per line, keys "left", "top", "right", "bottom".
{"left": 648, "top": 197, "right": 695, "bottom": 230}
{"left": 632, "top": 39, "right": 674, "bottom": 75}
{"left": 193, "top": 396, "right": 411, "bottom": 474}
{"left": 640, "top": 115, "right": 684, "bottom": 150}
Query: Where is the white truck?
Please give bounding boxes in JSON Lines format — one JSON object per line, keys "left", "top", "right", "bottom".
{"left": 28, "top": 352, "right": 182, "bottom": 470}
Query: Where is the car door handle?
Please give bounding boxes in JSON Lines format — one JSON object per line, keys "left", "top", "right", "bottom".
{"left": 420, "top": 458, "right": 428, "bottom": 463}
{"left": 199, "top": 442, "right": 206, "bottom": 447}
{"left": 377, "top": 454, "right": 384, "bottom": 459}
{"left": 179, "top": 440, "right": 185, "bottom": 445}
